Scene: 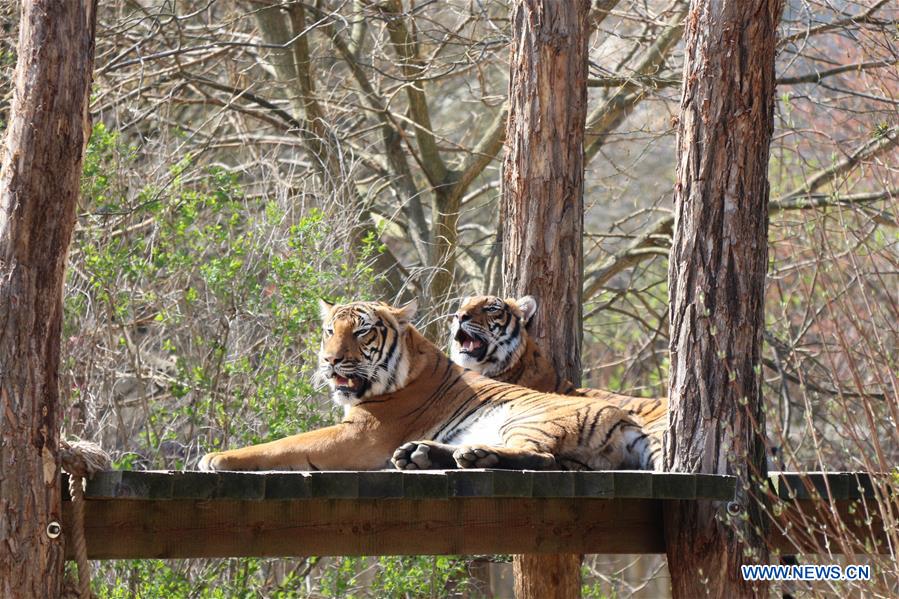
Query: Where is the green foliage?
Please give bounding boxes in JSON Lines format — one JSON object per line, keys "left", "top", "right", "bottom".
{"left": 68, "top": 120, "right": 483, "bottom": 598}
{"left": 93, "top": 556, "right": 471, "bottom": 598}
{"left": 94, "top": 559, "right": 312, "bottom": 598}
{"left": 96, "top": 560, "right": 197, "bottom": 598}
{"left": 369, "top": 556, "right": 470, "bottom": 598}
{"left": 70, "top": 123, "right": 382, "bottom": 460}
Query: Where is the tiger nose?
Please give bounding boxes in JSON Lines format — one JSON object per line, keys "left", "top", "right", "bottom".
{"left": 324, "top": 354, "right": 344, "bottom": 365}
{"left": 456, "top": 312, "right": 470, "bottom": 323}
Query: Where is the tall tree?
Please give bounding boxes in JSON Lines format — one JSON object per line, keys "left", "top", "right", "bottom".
{"left": 0, "top": 1, "right": 98, "bottom": 596}
{"left": 501, "top": 0, "right": 591, "bottom": 596}
{"left": 664, "top": 0, "right": 783, "bottom": 597}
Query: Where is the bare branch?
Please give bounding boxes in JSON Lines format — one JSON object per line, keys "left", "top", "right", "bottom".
{"left": 762, "top": 358, "right": 887, "bottom": 402}
{"left": 588, "top": 74, "right": 679, "bottom": 88}
{"left": 584, "top": 3, "right": 688, "bottom": 162}
{"left": 583, "top": 180, "right": 898, "bottom": 302}
{"left": 777, "top": 58, "right": 898, "bottom": 85}
{"left": 380, "top": 0, "right": 449, "bottom": 186}
{"left": 316, "top": 7, "right": 430, "bottom": 265}
{"left": 589, "top": 0, "right": 622, "bottom": 32}
{"left": 287, "top": 3, "right": 327, "bottom": 134}
{"left": 781, "top": 126, "right": 899, "bottom": 199}
{"left": 583, "top": 215, "right": 672, "bottom": 301}
{"left": 448, "top": 107, "right": 507, "bottom": 204}
{"left": 778, "top": 0, "right": 892, "bottom": 47}
{"left": 771, "top": 188, "right": 899, "bottom": 212}
{"left": 188, "top": 75, "right": 303, "bottom": 130}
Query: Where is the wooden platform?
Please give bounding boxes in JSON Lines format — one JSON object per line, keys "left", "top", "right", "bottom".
{"left": 59, "top": 470, "right": 883, "bottom": 559}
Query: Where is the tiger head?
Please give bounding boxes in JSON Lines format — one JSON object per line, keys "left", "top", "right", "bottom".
{"left": 317, "top": 299, "right": 417, "bottom": 407}
{"left": 449, "top": 295, "right": 537, "bottom": 377}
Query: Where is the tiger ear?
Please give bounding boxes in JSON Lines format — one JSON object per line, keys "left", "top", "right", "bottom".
{"left": 516, "top": 295, "right": 538, "bottom": 325}
{"left": 392, "top": 298, "right": 418, "bottom": 328}
{"left": 318, "top": 299, "right": 335, "bottom": 323}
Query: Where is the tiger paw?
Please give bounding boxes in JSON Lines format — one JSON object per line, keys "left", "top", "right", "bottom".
{"left": 391, "top": 442, "right": 433, "bottom": 470}
{"left": 198, "top": 452, "right": 227, "bottom": 471}
{"left": 453, "top": 445, "right": 500, "bottom": 468}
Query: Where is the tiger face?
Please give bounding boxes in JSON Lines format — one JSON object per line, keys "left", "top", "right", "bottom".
{"left": 449, "top": 295, "right": 537, "bottom": 377}
{"left": 317, "top": 299, "right": 417, "bottom": 407}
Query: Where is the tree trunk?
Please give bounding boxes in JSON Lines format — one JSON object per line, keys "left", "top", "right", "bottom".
{"left": 0, "top": 1, "right": 97, "bottom": 597}
{"left": 664, "top": 1, "right": 783, "bottom": 597}
{"left": 501, "top": 1, "right": 590, "bottom": 596}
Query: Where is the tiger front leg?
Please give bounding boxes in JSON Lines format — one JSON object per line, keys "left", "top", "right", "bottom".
{"left": 391, "top": 440, "right": 458, "bottom": 470}
{"left": 198, "top": 424, "right": 390, "bottom": 471}
{"left": 453, "top": 444, "right": 557, "bottom": 470}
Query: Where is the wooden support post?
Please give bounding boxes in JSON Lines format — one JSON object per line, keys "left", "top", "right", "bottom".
{"left": 501, "top": 0, "right": 591, "bottom": 596}
{"left": 0, "top": 1, "right": 98, "bottom": 596}
{"left": 664, "top": 0, "right": 784, "bottom": 597}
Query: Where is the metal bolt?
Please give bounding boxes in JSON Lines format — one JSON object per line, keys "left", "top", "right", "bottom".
{"left": 46, "top": 521, "right": 61, "bottom": 539}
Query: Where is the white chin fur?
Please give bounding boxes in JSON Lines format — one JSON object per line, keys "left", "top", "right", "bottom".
{"left": 450, "top": 344, "right": 482, "bottom": 371}
{"left": 329, "top": 385, "right": 361, "bottom": 408}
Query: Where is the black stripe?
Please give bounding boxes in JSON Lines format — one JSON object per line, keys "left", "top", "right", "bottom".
{"left": 626, "top": 431, "right": 649, "bottom": 452}
{"left": 504, "top": 424, "right": 562, "bottom": 443}
{"left": 431, "top": 383, "right": 513, "bottom": 439}
{"left": 381, "top": 325, "right": 400, "bottom": 388}
{"left": 355, "top": 397, "right": 392, "bottom": 406}
{"left": 584, "top": 406, "right": 617, "bottom": 443}
{"left": 505, "top": 356, "right": 528, "bottom": 383}
{"left": 405, "top": 359, "right": 462, "bottom": 420}
{"left": 595, "top": 419, "right": 628, "bottom": 449}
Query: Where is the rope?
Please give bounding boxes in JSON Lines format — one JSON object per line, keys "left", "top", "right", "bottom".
{"left": 59, "top": 439, "right": 111, "bottom": 599}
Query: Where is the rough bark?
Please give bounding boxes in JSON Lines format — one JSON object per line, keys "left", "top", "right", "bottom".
{"left": 0, "top": 1, "right": 98, "bottom": 597}
{"left": 500, "top": 1, "right": 590, "bottom": 596}
{"left": 664, "top": 1, "right": 783, "bottom": 597}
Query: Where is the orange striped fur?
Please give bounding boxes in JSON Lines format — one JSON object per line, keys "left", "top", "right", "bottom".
{"left": 450, "top": 295, "right": 667, "bottom": 469}
{"left": 199, "top": 299, "right": 657, "bottom": 472}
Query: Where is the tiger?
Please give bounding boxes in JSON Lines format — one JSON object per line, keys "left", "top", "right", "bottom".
{"left": 198, "top": 298, "right": 657, "bottom": 472}
{"left": 449, "top": 294, "right": 667, "bottom": 469}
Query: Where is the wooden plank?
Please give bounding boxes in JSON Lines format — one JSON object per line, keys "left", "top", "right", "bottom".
{"left": 653, "top": 473, "right": 697, "bottom": 499}
{"left": 61, "top": 498, "right": 664, "bottom": 559}
{"left": 401, "top": 471, "right": 448, "bottom": 498}
{"left": 446, "top": 470, "right": 494, "bottom": 497}
{"left": 613, "top": 471, "right": 653, "bottom": 498}
{"left": 575, "top": 472, "right": 614, "bottom": 498}
{"left": 84, "top": 470, "right": 174, "bottom": 500}
{"left": 65, "top": 470, "right": 741, "bottom": 501}
{"left": 531, "top": 471, "right": 575, "bottom": 497}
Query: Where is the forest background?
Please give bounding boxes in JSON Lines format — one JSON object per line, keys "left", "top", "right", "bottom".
{"left": 0, "top": 0, "right": 896, "bottom": 596}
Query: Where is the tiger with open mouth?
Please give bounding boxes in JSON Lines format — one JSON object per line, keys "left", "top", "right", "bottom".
{"left": 449, "top": 295, "right": 667, "bottom": 470}
{"left": 198, "top": 298, "right": 657, "bottom": 472}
